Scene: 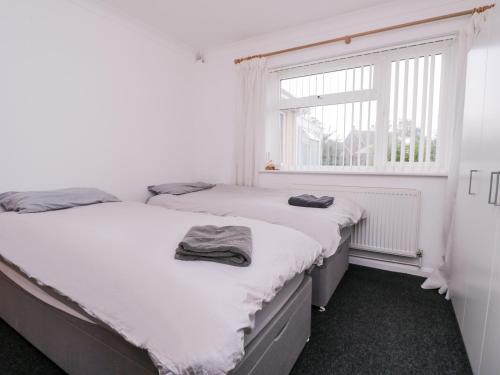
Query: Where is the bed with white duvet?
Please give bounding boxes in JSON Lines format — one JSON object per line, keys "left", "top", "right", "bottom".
{"left": 0, "top": 202, "right": 322, "bottom": 375}
{"left": 147, "top": 184, "right": 365, "bottom": 308}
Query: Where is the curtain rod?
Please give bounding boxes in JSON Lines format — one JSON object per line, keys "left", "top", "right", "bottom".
{"left": 234, "top": 4, "right": 495, "bottom": 64}
{"left": 269, "top": 35, "right": 454, "bottom": 74}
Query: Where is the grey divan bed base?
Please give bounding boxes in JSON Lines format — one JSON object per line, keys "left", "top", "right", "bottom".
{"left": 310, "top": 232, "right": 351, "bottom": 308}
{"left": 0, "top": 270, "right": 312, "bottom": 375}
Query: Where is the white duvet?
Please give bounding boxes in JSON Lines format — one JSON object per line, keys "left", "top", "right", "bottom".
{"left": 148, "top": 184, "right": 365, "bottom": 258}
{"left": 0, "top": 202, "right": 322, "bottom": 374}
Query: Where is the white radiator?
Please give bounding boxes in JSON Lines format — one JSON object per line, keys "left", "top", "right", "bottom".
{"left": 291, "top": 184, "right": 421, "bottom": 258}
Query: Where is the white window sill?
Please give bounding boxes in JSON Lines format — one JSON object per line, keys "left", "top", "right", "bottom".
{"left": 258, "top": 169, "right": 448, "bottom": 178}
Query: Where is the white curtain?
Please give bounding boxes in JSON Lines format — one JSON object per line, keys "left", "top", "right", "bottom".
{"left": 234, "top": 58, "right": 268, "bottom": 186}
{"left": 422, "top": 13, "right": 487, "bottom": 299}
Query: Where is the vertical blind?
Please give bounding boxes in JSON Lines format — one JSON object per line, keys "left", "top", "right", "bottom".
{"left": 387, "top": 53, "right": 443, "bottom": 166}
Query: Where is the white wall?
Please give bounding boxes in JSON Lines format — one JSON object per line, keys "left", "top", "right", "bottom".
{"left": 0, "top": 0, "right": 197, "bottom": 202}
{"left": 193, "top": 0, "right": 484, "bottom": 274}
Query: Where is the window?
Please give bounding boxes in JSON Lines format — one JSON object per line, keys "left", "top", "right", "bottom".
{"left": 267, "top": 39, "right": 452, "bottom": 174}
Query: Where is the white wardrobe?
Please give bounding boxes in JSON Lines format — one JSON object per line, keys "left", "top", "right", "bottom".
{"left": 450, "top": 7, "right": 500, "bottom": 375}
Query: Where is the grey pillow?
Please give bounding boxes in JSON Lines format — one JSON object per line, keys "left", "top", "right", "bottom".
{"left": 148, "top": 182, "right": 215, "bottom": 196}
{"left": 0, "top": 188, "right": 120, "bottom": 214}
{"left": 0, "top": 192, "right": 16, "bottom": 212}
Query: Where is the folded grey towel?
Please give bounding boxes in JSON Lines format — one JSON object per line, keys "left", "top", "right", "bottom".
{"left": 288, "top": 194, "right": 334, "bottom": 208}
{"left": 176, "top": 225, "right": 252, "bottom": 267}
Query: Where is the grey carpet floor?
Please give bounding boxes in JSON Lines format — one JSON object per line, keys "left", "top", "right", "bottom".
{"left": 291, "top": 265, "right": 472, "bottom": 375}
{"left": 0, "top": 265, "right": 471, "bottom": 375}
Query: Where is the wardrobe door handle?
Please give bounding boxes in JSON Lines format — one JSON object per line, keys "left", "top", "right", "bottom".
{"left": 495, "top": 172, "right": 500, "bottom": 206}
{"left": 488, "top": 172, "right": 500, "bottom": 205}
{"left": 488, "top": 172, "right": 494, "bottom": 203}
{"left": 469, "top": 169, "right": 479, "bottom": 195}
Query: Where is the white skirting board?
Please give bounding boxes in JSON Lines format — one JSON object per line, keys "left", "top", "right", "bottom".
{"left": 349, "top": 255, "right": 433, "bottom": 277}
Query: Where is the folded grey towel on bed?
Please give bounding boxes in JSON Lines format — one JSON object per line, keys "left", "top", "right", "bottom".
{"left": 176, "top": 225, "right": 252, "bottom": 267}
{"left": 288, "top": 194, "right": 334, "bottom": 208}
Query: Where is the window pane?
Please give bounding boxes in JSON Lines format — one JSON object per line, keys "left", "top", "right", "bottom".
{"left": 280, "top": 65, "right": 374, "bottom": 99}
{"left": 279, "top": 102, "right": 376, "bottom": 168}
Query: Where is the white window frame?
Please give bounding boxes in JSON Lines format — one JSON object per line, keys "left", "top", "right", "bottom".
{"left": 267, "top": 37, "right": 455, "bottom": 175}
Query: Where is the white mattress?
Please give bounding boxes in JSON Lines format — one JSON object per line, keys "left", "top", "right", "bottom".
{"left": 0, "top": 258, "right": 94, "bottom": 323}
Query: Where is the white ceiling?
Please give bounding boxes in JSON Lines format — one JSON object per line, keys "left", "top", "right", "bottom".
{"left": 92, "top": 0, "right": 400, "bottom": 50}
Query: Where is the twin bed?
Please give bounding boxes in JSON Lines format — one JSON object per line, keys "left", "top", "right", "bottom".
{"left": 0, "top": 185, "right": 364, "bottom": 375}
